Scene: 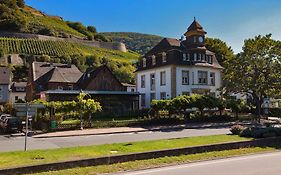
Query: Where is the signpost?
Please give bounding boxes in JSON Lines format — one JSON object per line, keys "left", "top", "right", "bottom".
{"left": 14, "top": 103, "right": 44, "bottom": 151}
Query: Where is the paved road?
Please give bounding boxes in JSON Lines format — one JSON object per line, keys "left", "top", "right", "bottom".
{"left": 119, "top": 151, "right": 281, "bottom": 175}
{"left": 0, "top": 127, "right": 229, "bottom": 152}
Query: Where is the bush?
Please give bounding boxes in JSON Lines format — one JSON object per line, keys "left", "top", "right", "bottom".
{"left": 239, "top": 127, "right": 281, "bottom": 138}
{"left": 230, "top": 124, "right": 245, "bottom": 135}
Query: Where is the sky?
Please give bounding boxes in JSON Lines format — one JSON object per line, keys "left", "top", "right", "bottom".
{"left": 25, "top": 0, "right": 281, "bottom": 53}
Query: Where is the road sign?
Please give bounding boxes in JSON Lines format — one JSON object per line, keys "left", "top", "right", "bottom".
{"left": 13, "top": 103, "right": 45, "bottom": 151}
{"left": 16, "top": 111, "right": 37, "bottom": 117}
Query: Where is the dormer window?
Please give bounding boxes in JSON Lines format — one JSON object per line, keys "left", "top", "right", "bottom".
{"left": 193, "top": 53, "right": 197, "bottom": 60}
{"left": 183, "top": 53, "right": 187, "bottom": 61}
{"left": 202, "top": 54, "right": 206, "bottom": 62}
{"left": 152, "top": 55, "right": 156, "bottom": 65}
{"left": 210, "top": 56, "right": 213, "bottom": 64}
{"left": 143, "top": 58, "right": 147, "bottom": 67}
{"left": 198, "top": 54, "right": 202, "bottom": 61}
{"left": 162, "top": 52, "right": 167, "bottom": 63}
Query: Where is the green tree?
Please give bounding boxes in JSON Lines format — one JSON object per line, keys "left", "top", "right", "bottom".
{"left": 224, "top": 34, "right": 281, "bottom": 118}
{"left": 77, "top": 92, "right": 102, "bottom": 129}
{"left": 205, "top": 37, "right": 235, "bottom": 66}
{"left": 16, "top": 0, "right": 25, "bottom": 8}
{"left": 87, "top": 26, "right": 97, "bottom": 33}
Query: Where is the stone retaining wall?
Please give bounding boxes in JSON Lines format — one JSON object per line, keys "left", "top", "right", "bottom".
{"left": 0, "top": 31, "right": 127, "bottom": 52}
{"left": 0, "top": 137, "right": 280, "bottom": 175}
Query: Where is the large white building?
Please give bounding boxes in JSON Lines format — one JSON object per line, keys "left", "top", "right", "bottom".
{"left": 136, "top": 19, "right": 223, "bottom": 108}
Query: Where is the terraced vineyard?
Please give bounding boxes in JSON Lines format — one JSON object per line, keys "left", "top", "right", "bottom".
{"left": 0, "top": 38, "right": 139, "bottom": 62}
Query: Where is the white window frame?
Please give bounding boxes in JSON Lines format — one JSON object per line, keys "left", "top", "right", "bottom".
{"left": 150, "top": 73, "right": 155, "bottom": 91}
{"left": 162, "top": 52, "right": 167, "bottom": 63}
{"left": 198, "top": 71, "right": 208, "bottom": 85}
{"left": 152, "top": 55, "right": 156, "bottom": 65}
{"left": 210, "top": 72, "right": 216, "bottom": 86}
{"left": 160, "top": 71, "right": 166, "bottom": 86}
{"left": 182, "top": 70, "right": 189, "bottom": 85}
{"left": 141, "top": 75, "right": 145, "bottom": 88}
{"left": 183, "top": 53, "right": 187, "bottom": 61}
{"left": 143, "top": 58, "right": 147, "bottom": 67}
{"left": 160, "top": 92, "right": 166, "bottom": 100}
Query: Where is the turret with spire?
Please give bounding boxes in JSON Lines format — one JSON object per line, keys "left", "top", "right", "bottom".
{"left": 182, "top": 17, "right": 207, "bottom": 49}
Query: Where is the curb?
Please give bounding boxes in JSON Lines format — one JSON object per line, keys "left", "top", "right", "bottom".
{"left": 0, "top": 136, "right": 280, "bottom": 175}
{"left": 32, "top": 123, "right": 237, "bottom": 138}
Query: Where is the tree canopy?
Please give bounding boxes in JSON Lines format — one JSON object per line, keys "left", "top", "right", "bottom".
{"left": 224, "top": 34, "right": 281, "bottom": 116}
{"left": 205, "top": 37, "right": 235, "bottom": 66}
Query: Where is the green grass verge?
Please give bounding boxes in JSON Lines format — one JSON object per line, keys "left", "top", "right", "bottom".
{"left": 0, "top": 135, "right": 250, "bottom": 169}
{"left": 30, "top": 147, "right": 278, "bottom": 175}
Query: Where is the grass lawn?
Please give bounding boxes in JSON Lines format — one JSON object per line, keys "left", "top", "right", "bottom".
{"left": 0, "top": 135, "right": 250, "bottom": 169}
{"left": 30, "top": 147, "right": 278, "bottom": 175}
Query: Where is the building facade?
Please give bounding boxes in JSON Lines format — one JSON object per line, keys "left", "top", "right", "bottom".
{"left": 0, "top": 67, "right": 11, "bottom": 105}
{"left": 10, "top": 82, "right": 27, "bottom": 103}
{"left": 26, "top": 62, "right": 139, "bottom": 114}
{"left": 136, "top": 19, "right": 223, "bottom": 108}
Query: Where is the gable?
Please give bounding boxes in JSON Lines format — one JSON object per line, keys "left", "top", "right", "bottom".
{"left": 80, "top": 66, "right": 124, "bottom": 91}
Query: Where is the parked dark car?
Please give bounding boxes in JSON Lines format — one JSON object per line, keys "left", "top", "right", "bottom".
{"left": 1, "top": 117, "right": 23, "bottom": 133}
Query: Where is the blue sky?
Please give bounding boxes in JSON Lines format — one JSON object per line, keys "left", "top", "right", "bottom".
{"left": 26, "top": 0, "right": 281, "bottom": 53}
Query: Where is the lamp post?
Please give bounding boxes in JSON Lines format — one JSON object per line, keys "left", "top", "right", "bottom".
{"left": 80, "top": 90, "right": 83, "bottom": 130}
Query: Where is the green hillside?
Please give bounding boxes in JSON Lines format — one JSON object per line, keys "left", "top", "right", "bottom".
{"left": 102, "top": 32, "right": 163, "bottom": 55}
{"left": 0, "top": 1, "right": 110, "bottom": 41}
{"left": 0, "top": 38, "right": 139, "bottom": 62}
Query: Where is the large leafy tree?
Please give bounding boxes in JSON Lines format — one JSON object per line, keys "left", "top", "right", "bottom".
{"left": 224, "top": 34, "right": 281, "bottom": 117}
{"left": 205, "top": 38, "right": 235, "bottom": 66}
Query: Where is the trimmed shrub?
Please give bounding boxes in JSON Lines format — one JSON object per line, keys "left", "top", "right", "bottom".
{"left": 230, "top": 125, "right": 245, "bottom": 135}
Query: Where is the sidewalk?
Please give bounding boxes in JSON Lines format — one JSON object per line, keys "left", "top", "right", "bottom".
{"left": 33, "top": 122, "right": 247, "bottom": 138}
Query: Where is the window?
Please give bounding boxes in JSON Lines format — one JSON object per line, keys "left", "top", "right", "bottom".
{"left": 198, "top": 71, "right": 208, "bottom": 85}
{"left": 210, "top": 72, "right": 215, "bottom": 86}
{"left": 131, "top": 89, "right": 135, "bottom": 92}
{"left": 150, "top": 93, "right": 156, "bottom": 102}
{"left": 187, "top": 53, "right": 190, "bottom": 61}
{"left": 0, "top": 87, "right": 2, "bottom": 91}
{"left": 15, "top": 96, "right": 19, "bottom": 101}
{"left": 160, "top": 92, "right": 166, "bottom": 100}
{"left": 193, "top": 53, "right": 197, "bottom": 60}
{"left": 152, "top": 55, "right": 156, "bottom": 65}
{"left": 162, "top": 52, "right": 167, "bottom": 63}
{"left": 160, "top": 71, "right": 166, "bottom": 86}
{"left": 57, "top": 86, "right": 63, "bottom": 90}
{"left": 210, "top": 56, "right": 213, "bottom": 64}
{"left": 202, "top": 54, "right": 206, "bottom": 62}
{"left": 141, "top": 75, "right": 145, "bottom": 88}
{"left": 198, "top": 53, "right": 202, "bottom": 61}
{"left": 141, "top": 94, "right": 145, "bottom": 107}
{"left": 182, "top": 70, "right": 189, "bottom": 85}
{"left": 143, "top": 58, "right": 147, "bottom": 67}
{"left": 182, "top": 92, "right": 190, "bottom": 96}
{"left": 193, "top": 36, "right": 196, "bottom": 43}
{"left": 150, "top": 73, "right": 155, "bottom": 91}
{"left": 183, "top": 53, "right": 187, "bottom": 61}
{"left": 192, "top": 72, "right": 195, "bottom": 84}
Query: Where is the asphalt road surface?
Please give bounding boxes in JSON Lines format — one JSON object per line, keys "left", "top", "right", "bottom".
{"left": 119, "top": 151, "right": 281, "bottom": 175}
{"left": 0, "top": 127, "right": 229, "bottom": 152}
